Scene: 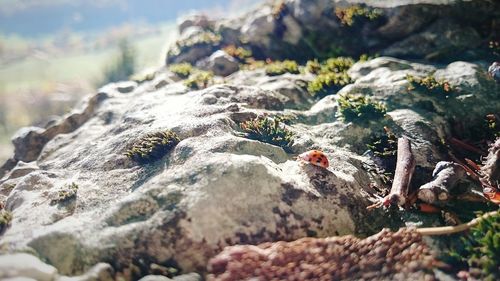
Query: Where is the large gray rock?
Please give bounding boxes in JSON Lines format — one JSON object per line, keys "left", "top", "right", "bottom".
{"left": 0, "top": 56, "right": 498, "bottom": 281}
{"left": 0, "top": 253, "right": 58, "bottom": 281}
{"left": 165, "top": 0, "right": 500, "bottom": 64}
{"left": 197, "top": 50, "right": 239, "bottom": 77}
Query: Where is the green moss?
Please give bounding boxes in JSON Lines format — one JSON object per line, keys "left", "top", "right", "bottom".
{"left": 184, "top": 71, "right": 214, "bottom": 89}
{"left": 265, "top": 60, "right": 300, "bottom": 76}
{"left": 169, "top": 63, "right": 193, "bottom": 79}
{"left": 222, "top": 45, "right": 252, "bottom": 62}
{"left": 0, "top": 210, "right": 13, "bottom": 232}
{"left": 446, "top": 211, "right": 500, "bottom": 280}
{"left": 240, "top": 59, "right": 266, "bottom": 71}
{"left": 335, "top": 5, "right": 382, "bottom": 26}
{"left": 322, "top": 57, "right": 355, "bottom": 74}
{"left": 307, "top": 72, "right": 352, "bottom": 97}
{"left": 367, "top": 127, "right": 398, "bottom": 158}
{"left": 338, "top": 94, "right": 386, "bottom": 122}
{"left": 305, "top": 59, "right": 321, "bottom": 74}
{"left": 305, "top": 57, "right": 354, "bottom": 75}
{"left": 240, "top": 116, "right": 295, "bottom": 152}
{"left": 273, "top": 114, "right": 296, "bottom": 125}
{"left": 406, "top": 74, "right": 453, "bottom": 97}
{"left": 51, "top": 182, "right": 78, "bottom": 205}
{"left": 125, "top": 130, "right": 180, "bottom": 164}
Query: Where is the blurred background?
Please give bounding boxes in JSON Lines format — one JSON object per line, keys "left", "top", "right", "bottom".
{"left": 0, "top": 0, "right": 258, "bottom": 163}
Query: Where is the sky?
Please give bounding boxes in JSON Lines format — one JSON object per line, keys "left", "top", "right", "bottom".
{"left": 0, "top": 0, "right": 258, "bottom": 37}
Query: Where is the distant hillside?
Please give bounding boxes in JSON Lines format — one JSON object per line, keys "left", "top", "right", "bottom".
{"left": 0, "top": 0, "right": 256, "bottom": 36}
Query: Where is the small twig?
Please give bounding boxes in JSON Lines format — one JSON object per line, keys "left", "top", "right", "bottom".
{"left": 448, "top": 153, "right": 480, "bottom": 181}
{"left": 390, "top": 137, "right": 416, "bottom": 206}
{"left": 367, "top": 137, "right": 415, "bottom": 209}
{"left": 464, "top": 158, "right": 481, "bottom": 171}
{"left": 416, "top": 211, "right": 497, "bottom": 236}
{"left": 448, "top": 137, "right": 486, "bottom": 155}
{"left": 417, "top": 162, "right": 466, "bottom": 204}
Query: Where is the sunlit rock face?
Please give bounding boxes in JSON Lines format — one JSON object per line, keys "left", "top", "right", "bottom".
{"left": 1, "top": 0, "right": 499, "bottom": 280}
{"left": 1, "top": 56, "right": 498, "bottom": 280}
{"left": 166, "top": 0, "right": 500, "bottom": 64}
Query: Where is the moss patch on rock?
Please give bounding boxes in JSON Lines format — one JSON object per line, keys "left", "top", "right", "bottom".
{"left": 0, "top": 209, "right": 13, "bottom": 233}
{"left": 335, "top": 5, "right": 382, "bottom": 26}
{"left": 51, "top": 183, "right": 79, "bottom": 205}
{"left": 445, "top": 211, "right": 500, "bottom": 281}
{"left": 125, "top": 130, "right": 180, "bottom": 164}
{"left": 223, "top": 45, "right": 252, "bottom": 63}
{"left": 265, "top": 60, "right": 299, "bottom": 76}
{"left": 308, "top": 72, "right": 352, "bottom": 97}
{"left": 184, "top": 71, "right": 214, "bottom": 90}
{"left": 169, "top": 63, "right": 193, "bottom": 79}
{"left": 240, "top": 116, "right": 294, "bottom": 152}
{"left": 338, "top": 94, "right": 386, "bottom": 122}
{"left": 406, "top": 74, "right": 453, "bottom": 97}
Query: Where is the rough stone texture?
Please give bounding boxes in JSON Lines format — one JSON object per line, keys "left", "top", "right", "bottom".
{"left": 489, "top": 62, "right": 500, "bottom": 83}
{"left": 0, "top": 253, "right": 58, "bottom": 281}
{"left": 2, "top": 0, "right": 500, "bottom": 279}
{"left": 207, "top": 228, "right": 436, "bottom": 281}
{"left": 57, "top": 263, "right": 115, "bottom": 281}
{"left": 165, "top": 0, "right": 500, "bottom": 64}
{"left": 178, "top": 15, "right": 215, "bottom": 34}
{"left": 0, "top": 55, "right": 497, "bottom": 280}
{"left": 197, "top": 50, "right": 239, "bottom": 77}
{"left": 1, "top": 45, "right": 499, "bottom": 280}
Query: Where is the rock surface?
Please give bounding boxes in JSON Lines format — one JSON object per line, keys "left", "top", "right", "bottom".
{"left": 1, "top": 0, "right": 499, "bottom": 280}
{"left": 0, "top": 55, "right": 498, "bottom": 279}
{"left": 166, "top": 0, "right": 500, "bottom": 64}
{"left": 0, "top": 253, "right": 58, "bottom": 281}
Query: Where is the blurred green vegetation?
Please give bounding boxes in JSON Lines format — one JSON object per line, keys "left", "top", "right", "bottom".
{"left": 0, "top": 23, "right": 176, "bottom": 163}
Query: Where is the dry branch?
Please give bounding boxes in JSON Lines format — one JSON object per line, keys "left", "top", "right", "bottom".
{"left": 416, "top": 211, "right": 497, "bottom": 236}
{"left": 388, "top": 137, "right": 416, "bottom": 206}
{"left": 417, "top": 161, "right": 466, "bottom": 204}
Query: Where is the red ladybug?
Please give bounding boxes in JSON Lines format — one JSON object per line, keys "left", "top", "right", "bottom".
{"left": 297, "top": 150, "right": 329, "bottom": 169}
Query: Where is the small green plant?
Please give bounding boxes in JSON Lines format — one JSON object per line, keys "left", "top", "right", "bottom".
{"left": 406, "top": 74, "right": 452, "bottom": 96}
{"left": 447, "top": 212, "right": 499, "bottom": 280}
{"left": 335, "top": 5, "right": 382, "bottom": 26}
{"left": 367, "top": 127, "right": 398, "bottom": 158}
{"left": 0, "top": 210, "right": 13, "bottom": 232}
{"left": 184, "top": 71, "right": 214, "bottom": 89}
{"left": 338, "top": 94, "right": 386, "bottom": 122}
{"left": 265, "top": 60, "right": 300, "bottom": 76}
{"left": 125, "top": 130, "right": 180, "bottom": 164}
{"left": 240, "top": 58, "right": 266, "bottom": 70}
{"left": 101, "top": 39, "right": 136, "bottom": 84}
{"left": 240, "top": 116, "right": 295, "bottom": 152}
{"left": 169, "top": 63, "right": 193, "bottom": 79}
{"left": 307, "top": 72, "right": 352, "bottom": 97}
{"left": 305, "top": 59, "right": 322, "bottom": 74}
{"left": 222, "top": 45, "right": 252, "bottom": 62}
{"left": 322, "top": 57, "right": 355, "bottom": 74}
{"left": 51, "top": 182, "right": 79, "bottom": 205}
{"left": 305, "top": 57, "right": 354, "bottom": 75}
